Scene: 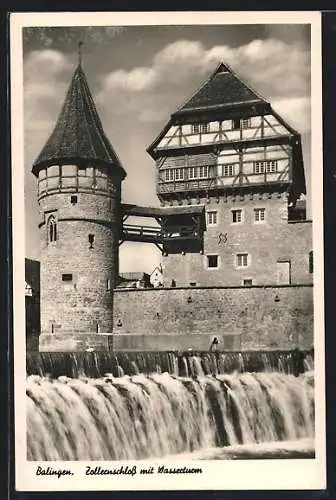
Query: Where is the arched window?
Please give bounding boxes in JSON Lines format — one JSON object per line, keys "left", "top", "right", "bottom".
{"left": 48, "top": 216, "right": 57, "bottom": 242}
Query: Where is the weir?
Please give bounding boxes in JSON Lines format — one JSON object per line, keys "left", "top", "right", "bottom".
{"left": 26, "top": 349, "right": 313, "bottom": 379}
{"left": 27, "top": 371, "right": 314, "bottom": 461}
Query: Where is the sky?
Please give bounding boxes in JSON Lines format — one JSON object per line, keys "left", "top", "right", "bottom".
{"left": 23, "top": 24, "right": 311, "bottom": 273}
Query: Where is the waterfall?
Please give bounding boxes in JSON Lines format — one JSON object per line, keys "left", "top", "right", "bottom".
{"left": 26, "top": 349, "right": 313, "bottom": 379}
{"left": 27, "top": 371, "right": 314, "bottom": 461}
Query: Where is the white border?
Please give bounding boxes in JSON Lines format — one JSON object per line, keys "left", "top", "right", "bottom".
{"left": 11, "top": 11, "right": 326, "bottom": 491}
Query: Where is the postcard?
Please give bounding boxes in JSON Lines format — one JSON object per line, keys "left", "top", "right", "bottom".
{"left": 11, "top": 10, "right": 325, "bottom": 491}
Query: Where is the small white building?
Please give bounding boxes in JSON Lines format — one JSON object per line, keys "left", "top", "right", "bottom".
{"left": 150, "top": 265, "right": 163, "bottom": 288}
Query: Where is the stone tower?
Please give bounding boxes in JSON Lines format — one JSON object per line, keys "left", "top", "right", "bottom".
{"left": 32, "top": 63, "right": 126, "bottom": 338}
{"left": 147, "top": 62, "right": 312, "bottom": 287}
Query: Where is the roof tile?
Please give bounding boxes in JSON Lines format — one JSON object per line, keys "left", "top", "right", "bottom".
{"left": 176, "top": 62, "right": 267, "bottom": 115}
{"left": 32, "top": 65, "right": 126, "bottom": 178}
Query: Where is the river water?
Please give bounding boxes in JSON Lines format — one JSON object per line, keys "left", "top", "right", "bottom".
{"left": 26, "top": 359, "right": 314, "bottom": 461}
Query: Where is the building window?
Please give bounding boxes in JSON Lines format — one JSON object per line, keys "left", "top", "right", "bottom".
{"left": 199, "top": 166, "right": 209, "bottom": 179}
{"left": 48, "top": 216, "right": 57, "bottom": 242}
{"left": 253, "top": 160, "right": 278, "bottom": 174}
{"left": 201, "top": 123, "right": 209, "bottom": 134}
{"left": 232, "top": 118, "right": 240, "bottom": 130}
{"left": 62, "top": 273, "right": 73, "bottom": 282}
{"left": 191, "top": 124, "right": 200, "bottom": 134}
{"left": 188, "top": 166, "right": 197, "bottom": 180}
{"left": 222, "top": 164, "right": 235, "bottom": 177}
{"left": 88, "top": 234, "right": 95, "bottom": 249}
{"left": 106, "top": 279, "right": 111, "bottom": 291}
{"left": 241, "top": 118, "right": 251, "bottom": 129}
{"left": 266, "top": 160, "right": 277, "bottom": 173}
{"left": 243, "top": 279, "right": 253, "bottom": 286}
{"left": 232, "top": 118, "right": 250, "bottom": 130}
{"left": 254, "top": 208, "right": 265, "bottom": 223}
{"left": 165, "top": 169, "right": 174, "bottom": 182}
{"left": 276, "top": 260, "right": 291, "bottom": 285}
{"left": 207, "top": 255, "right": 219, "bottom": 268}
{"left": 207, "top": 211, "right": 218, "bottom": 225}
{"left": 236, "top": 253, "right": 249, "bottom": 268}
{"left": 254, "top": 161, "right": 264, "bottom": 174}
{"left": 232, "top": 209, "right": 242, "bottom": 224}
{"left": 71, "top": 195, "right": 78, "bottom": 204}
{"left": 309, "top": 251, "right": 314, "bottom": 274}
{"left": 175, "top": 168, "right": 184, "bottom": 181}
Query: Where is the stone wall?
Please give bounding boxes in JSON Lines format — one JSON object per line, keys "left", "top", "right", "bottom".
{"left": 113, "top": 285, "right": 313, "bottom": 349}
{"left": 39, "top": 190, "right": 120, "bottom": 334}
{"left": 161, "top": 194, "right": 312, "bottom": 287}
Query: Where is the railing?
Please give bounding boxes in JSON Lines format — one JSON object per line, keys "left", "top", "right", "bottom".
{"left": 121, "top": 224, "right": 202, "bottom": 243}
{"left": 122, "top": 224, "right": 163, "bottom": 243}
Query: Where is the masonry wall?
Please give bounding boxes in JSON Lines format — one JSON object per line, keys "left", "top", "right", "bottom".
{"left": 39, "top": 189, "right": 120, "bottom": 334}
{"left": 161, "top": 194, "right": 312, "bottom": 287}
{"left": 113, "top": 285, "right": 313, "bottom": 349}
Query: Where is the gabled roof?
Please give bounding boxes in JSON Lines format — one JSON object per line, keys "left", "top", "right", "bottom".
{"left": 147, "top": 62, "right": 271, "bottom": 157}
{"left": 174, "top": 62, "right": 268, "bottom": 116}
{"left": 32, "top": 64, "right": 126, "bottom": 179}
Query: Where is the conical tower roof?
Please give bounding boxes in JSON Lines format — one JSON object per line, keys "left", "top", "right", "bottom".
{"left": 32, "top": 64, "right": 126, "bottom": 179}
{"left": 174, "top": 62, "right": 268, "bottom": 116}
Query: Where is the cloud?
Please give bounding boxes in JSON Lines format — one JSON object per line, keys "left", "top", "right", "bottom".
{"left": 24, "top": 50, "right": 73, "bottom": 162}
{"left": 24, "top": 38, "right": 312, "bottom": 263}
{"left": 97, "top": 38, "right": 310, "bottom": 132}
{"left": 271, "top": 97, "right": 311, "bottom": 133}
{"left": 23, "top": 26, "right": 126, "bottom": 49}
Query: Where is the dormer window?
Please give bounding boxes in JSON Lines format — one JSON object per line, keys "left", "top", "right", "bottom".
{"left": 201, "top": 123, "right": 209, "bottom": 134}
{"left": 191, "top": 124, "right": 200, "bottom": 134}
{"left": 232, "top": 118, "right": 240, "bottom": 130}
{"left": 232, "top": 118, "right": 250, "bottom": 130}
{"left": 48, "top": 216, "right": 57, "bottom": 242}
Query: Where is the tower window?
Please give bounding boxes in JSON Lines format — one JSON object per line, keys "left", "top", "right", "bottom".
{"left": 223, "top": 164, "right": 235, "bottom": 177}
{"left": 71, "top": 195, "right": 78, "bottom": 204}
{"left": 62, "top": 274, "right": 73, "bottom": 282}
{"left": 207, "top": 211, "right": 218, "bottom": 225}
{"left": 106, "top": 279, "right": 111, "bottom": 291}
{"left": 232, "top": 209, "right": 242, "bottom": 224}
{"left": 191, "top": 124, "right": 200, "bottom": 134}
{"left": 309, "top": 251, "right": 314, "bottom": 274}
{"left": 254, "top": 208, "right": 265, "bottom": 222}
{"left": 48, "top": 216, "right": 57, "bottom": 242}
{"left": 236, "top": 253, "right": 249, "bottom": 268}
{"left": 201, "top": 123, "right": 209, "bottom": 134}
{"left": 207, "top": 255, "right": 219, "bottom": 268}
{"left": 88, "top": 234, "right": 95, "bottom": 249}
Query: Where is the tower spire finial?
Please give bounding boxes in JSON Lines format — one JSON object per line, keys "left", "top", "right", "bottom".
{"left": 78, "top": 40, "right": 83, "bottom": 66}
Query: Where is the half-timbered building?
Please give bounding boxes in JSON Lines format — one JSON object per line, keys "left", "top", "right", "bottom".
{"left": 147, "top": 63, "right": 312, "bottom": 287}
